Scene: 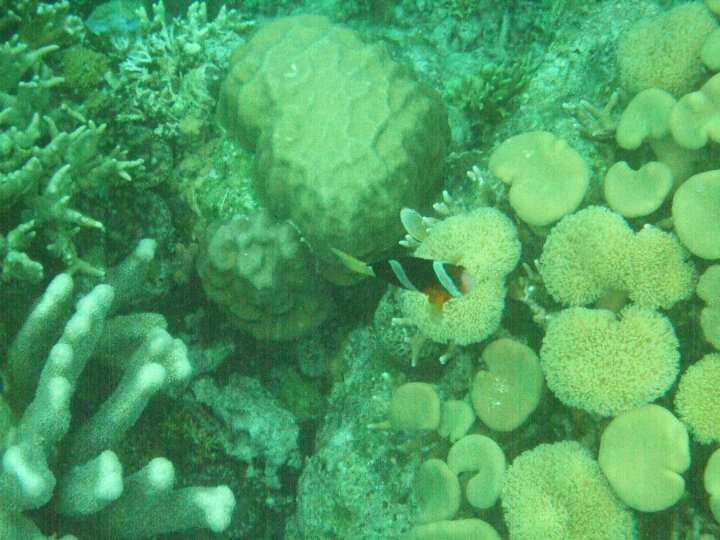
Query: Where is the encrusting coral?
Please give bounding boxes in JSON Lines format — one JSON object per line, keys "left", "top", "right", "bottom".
{"left": 0, "top": 240, "right": 235, "bottom": 539}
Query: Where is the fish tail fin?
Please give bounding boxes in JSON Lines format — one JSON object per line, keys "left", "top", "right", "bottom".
{"left": 330, "top": 248, "right": 375, "bottom": 277}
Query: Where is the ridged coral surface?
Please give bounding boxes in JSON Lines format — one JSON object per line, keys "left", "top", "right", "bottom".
{"left": 217, "top": 15, "right": 449, "bottom": 281}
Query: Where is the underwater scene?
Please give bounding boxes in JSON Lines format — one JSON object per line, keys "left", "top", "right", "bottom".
{"left": 1, "top": 0, "right": 720, "bottom": 538}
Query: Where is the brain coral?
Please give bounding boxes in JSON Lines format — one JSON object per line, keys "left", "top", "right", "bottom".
{"left": 540, "top": 306, "right": 679, "bottom": 416}
{"left": 197, "top": 210, "right": 333, "bottom": 340}
{"left": 502, "top": 441, "right": 636, "bottom": 540}
{"left": 217, "top": 15, "right": 449, "bottom": 282}
{"left": 617, "top": 3, "right": 717, "bottom": 97}
{"left": 400, "top": 208, "right": 521, "bottom": 345}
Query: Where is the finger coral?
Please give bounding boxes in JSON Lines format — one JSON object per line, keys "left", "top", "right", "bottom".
{"left": 0, "top": 240, "right": 235, "bottom": 539}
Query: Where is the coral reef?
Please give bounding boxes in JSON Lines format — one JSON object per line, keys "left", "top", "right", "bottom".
{"left": 3, "top": 1, "right": 720, "bottom": 539}
{"left": 502, "top": 441, "right": 636, "bottom": 540}
{"left": 192, "top": 374, "right": 300, "bottom": 488}
{"left": 398, "top": 207, "right": 521, "bottom": 353}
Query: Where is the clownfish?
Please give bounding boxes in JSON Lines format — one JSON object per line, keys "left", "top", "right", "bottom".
{"left": 331, "top": 248, "right": 476, "bottom": 310}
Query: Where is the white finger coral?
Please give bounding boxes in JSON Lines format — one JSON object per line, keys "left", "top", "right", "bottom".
{"left": 0, "top": 240, "right": 235, "bottom": 539}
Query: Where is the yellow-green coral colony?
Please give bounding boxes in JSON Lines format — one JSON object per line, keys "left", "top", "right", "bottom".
{"left": 367, "top": 3, "right": 720, "bottom": 529}
{"left": 698, "top": 266, "right": 720, "bottom": 348}
{"left": 217, "top": 15, "right": 449, "bottom": 283}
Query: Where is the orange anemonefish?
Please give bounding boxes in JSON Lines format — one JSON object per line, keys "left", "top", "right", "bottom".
{"left": 331, "top": 248, "right": 476, "bottom": 310}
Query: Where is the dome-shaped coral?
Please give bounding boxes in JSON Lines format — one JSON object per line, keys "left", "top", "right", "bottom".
{"left": 217, "top": 15, "right": 449, "bottom": 282}
{"left": 540, "top": 306, "right": 679, "bottom": 416}
{"left": 197, "top": 210, "right": 333, "bottom": 340}
{"left": 502, "top": 441, "right": 635, "bottom": 540}
{"left": 400, "top": 208, "right": 520, "bottom": 346}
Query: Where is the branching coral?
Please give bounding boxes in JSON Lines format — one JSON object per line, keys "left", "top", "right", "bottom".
{"left": 97, "top": 1, "right": 250, "bottom": 190}
{"left": 0, "top": 20, "right": 141, "bottom": 283}
{"left": 110, "top": 2, "right": 245, "bottom": 139}
{"left": 0, "top": 240, "right": 236, "bottom": 539}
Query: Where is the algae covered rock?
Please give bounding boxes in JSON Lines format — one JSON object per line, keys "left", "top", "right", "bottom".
{"left": 218, "top": 15, "right": 449, "bottom": 282}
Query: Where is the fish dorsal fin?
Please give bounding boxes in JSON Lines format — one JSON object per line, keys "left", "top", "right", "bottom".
{"left": 330, "top": 248, "right": 376, "bottom": 277}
